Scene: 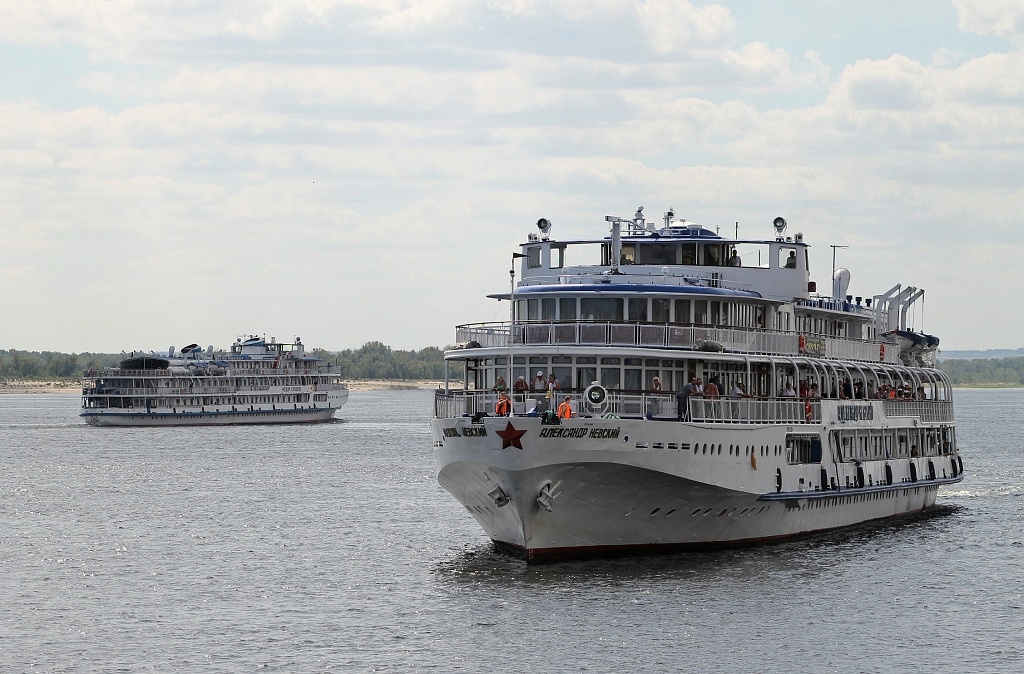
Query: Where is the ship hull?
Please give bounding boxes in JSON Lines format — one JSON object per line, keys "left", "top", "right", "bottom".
{"left": 82, "top": 405, "right": 343, "bottom": 426}
{"left": 433, "top": 416, "right": 961, "bottom": 562}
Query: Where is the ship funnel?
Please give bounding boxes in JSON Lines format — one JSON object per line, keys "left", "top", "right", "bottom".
{"left": 832, "top": 268, "right": 851, "bottom": 300}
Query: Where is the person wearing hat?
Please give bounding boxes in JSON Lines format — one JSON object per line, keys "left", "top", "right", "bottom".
{"left": 533, "top": 371, "right": 547, "bottom": 391}
{"left": 513, "top": 375, "right": 528, "bottom": 394}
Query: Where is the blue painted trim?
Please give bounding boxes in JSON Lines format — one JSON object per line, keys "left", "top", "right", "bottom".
{"left": 501, "top": 284, "right": 762, "bottom": 298}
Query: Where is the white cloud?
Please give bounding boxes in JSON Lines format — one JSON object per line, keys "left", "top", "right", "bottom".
{"left": 0, "top": 2, "right": 1022, "bottom": 352}
{"left": 953, "top": 0, "right": 1024, "bottom": 37}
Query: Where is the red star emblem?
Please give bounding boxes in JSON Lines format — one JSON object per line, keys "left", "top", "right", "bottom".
{"left": 495, "top": 421, "right": 527, "bottom": 450}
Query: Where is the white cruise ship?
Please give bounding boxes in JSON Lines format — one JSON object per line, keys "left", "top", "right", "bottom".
{"left": 81, "top": 335, "right": 348, "bottom": 426}
{"left": 431, "top": 208, "right": 963, "bottom": 562}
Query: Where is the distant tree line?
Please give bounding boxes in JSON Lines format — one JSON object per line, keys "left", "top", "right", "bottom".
{"left": 1, "top": 342, "right": 460, "bottom": 381}
{"left": 938, "top": 357, "right": 1024, "bottom": 386}
{"left": 310, "top": 341, "right": 461, "bottom": 379}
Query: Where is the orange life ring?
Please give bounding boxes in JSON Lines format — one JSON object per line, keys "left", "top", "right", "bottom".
{"left": 879, "top": 343, "right": 886, "bottom": 361}
{"left": 798, "top": 335, "right": 806, "bottom": 354}
{"left": 804, "top": 399, "right": 812, "bottom": 421}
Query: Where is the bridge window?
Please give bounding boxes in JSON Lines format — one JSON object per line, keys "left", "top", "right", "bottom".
{"left": 559, "top": 298, "right": 577, "bottom": 320}
{"left": 550, "top": 245, "right": 565, "bottom": 269}
{"left": 779, "top": 247, "right": 797, "bottom": 269}
{"left": 637, "top": 243, "right": 678, "bottom": 265}
{"left": 527, "top": 247, "right": 541, "bottom": 268}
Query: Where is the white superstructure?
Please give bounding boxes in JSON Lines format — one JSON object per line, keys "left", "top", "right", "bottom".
{"left": 431, "top": 208, "right": 963, "bottom": 562}
{"left": 81, "top": 335, "right": 348, "bottom": 426}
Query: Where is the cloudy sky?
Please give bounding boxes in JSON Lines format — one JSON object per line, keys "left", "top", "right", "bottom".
{"left": 0, "top": 0, "right": 1021, "bottom": 354}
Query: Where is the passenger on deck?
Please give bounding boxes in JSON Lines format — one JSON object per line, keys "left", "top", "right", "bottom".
{"left": 557, "top": 396, "right": 573, "bottom": 419}
{"left": 547, "top": 373, "right": 561, "bottom": 393}
{"left": 728, "top": 249, "right": 742, "bottom": 266}
{"left": 493, "top": 375, "right": 508, "bottom": 393}
{"left": 785, "top": 251, "right": 797, "bottom": 268}
{"left": 677, "top": 378, "right": 698, "bottom": 421}
{"left": 495, "top": 391, "right": 511, "bottom": 417}
{"left": 533, "top": 371, "right": 547, "bottom": 390}
{"left": 513, "top": 376, "right": 528, "bottom": 393}
{"left": 650, "top": 376, "right": 662, "bottom": 392}
{"left": 781, "top": 382, "right": 797, "bottom": 397}
{"left": 730, "top": 382, "right": 750, "bottom": 398}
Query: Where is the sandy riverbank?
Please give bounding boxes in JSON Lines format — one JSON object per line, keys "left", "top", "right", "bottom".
{"left": 0, "top": 379, "right": 455, "bottom": 394}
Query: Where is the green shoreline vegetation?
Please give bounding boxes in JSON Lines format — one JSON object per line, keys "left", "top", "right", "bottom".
{"left": 1, "top": 341, "right": 462, "bottom": 384}
{"left": 2, "top": 344, "right": 1022, "bottom": 387}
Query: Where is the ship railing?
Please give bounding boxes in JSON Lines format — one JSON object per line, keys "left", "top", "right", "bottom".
{"left": 433, "top": 389, "right": 819, "bottom": 424}
{"left": 81, "top": 382, "right": 344, "bottom": 397}
{"left": 453, "top": 321, "right": 899, "bottom": 364}
{"left": 83, "top": 365, "right": 342, "bottom": 378}
{"left": 882, "top": 399, "right": 954, "bottom": 423}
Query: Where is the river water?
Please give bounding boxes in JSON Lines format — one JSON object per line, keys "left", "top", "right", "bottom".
{"left": 1, "top": 388, "right": 1021, "bottom": 673}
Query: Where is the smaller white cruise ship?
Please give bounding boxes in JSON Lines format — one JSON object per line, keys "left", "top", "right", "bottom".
{"left": 81, "top": 335, "right": 348, "bottom": 426}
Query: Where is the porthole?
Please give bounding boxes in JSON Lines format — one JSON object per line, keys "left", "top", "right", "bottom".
{"left": 650, "top": 508, "right": 661, "bottom": 516}
{"left": 665, "top": 508, "right": 676, "bottom": 517}
{"left": 691, "top": 508, "right": 702, "bottom": 516}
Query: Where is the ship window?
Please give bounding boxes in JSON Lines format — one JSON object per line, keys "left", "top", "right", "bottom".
{"left": 552, "top": 366, "right": 572, "bottom": 389}
{"left": 652, "top": 298, "right": 670, "bottom": 323}
{"left": 552, "top": 356, "right": 572, "bottom": 364}
{"left": 694, "top": 300, "right": 708, "bottom": 325}
{"left": 527, "top": 299, "right": 540, "bottom": 321}
{"left": 578, "top": 366, "right": 596, "bottom": 386}
{"left": 674, "top": 299, "right": 691, "bottom": 323}
{"left": 526, "top": 247, "right": 541, "bottom": 268}
{"left": 628, "top": 298, "right": 647, "bottom": 322}
{"left": 779, "top": 247, "right": 797, "bottom": 268}
{"left": 559, "top": 298, "right": 577, "bottom": 320}
{"left": 529, "top": 356, "right": 548, "bottom": 364}
{"left": 637, "top": 243, "right": 677, "bottom": 265}
{"left": 682, "top": 243, "right": 697, "bottom": 265}
{"left": 703, "top": 244, "right": 722, "bottom": 266}
{"left": 576, "top": 357, "right": 597, "bottom": 364}
{"left": 580, "top": 297, "right": 623, "bottom": 321}
{"left": 709, "top": 301, "right": 721, "bottom": 325}
{"left": 620, "top": 244, "right": 635, "bottom": 265}
{"left": 624, "top": 368, "right": 642, "bottom": 391}
{"left": 550, "top": 245, "right": 565, "bottom": 269}
{"left": 541, "top": 298, "right": 556, "bottom": 320}
{"left": 600, "top": 367, "right": 621, "bottom": 389}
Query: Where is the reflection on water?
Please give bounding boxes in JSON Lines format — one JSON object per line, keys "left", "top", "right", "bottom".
{"left": 433, "top": 504, "right": 965, "bottom": 586}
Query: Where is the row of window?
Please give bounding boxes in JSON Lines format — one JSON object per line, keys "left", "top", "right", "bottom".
{"left": 516, "top": 297, "right": 769, "bottom": 329}
{"left": 832, "top": 428, "right": 955, "bottom": 460}
{"left": 524, "top": 242, "right": 805, "bottom": 270}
